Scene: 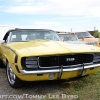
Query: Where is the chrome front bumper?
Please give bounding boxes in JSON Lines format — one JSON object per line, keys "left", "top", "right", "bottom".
{"left": 19, "top": 64, "right": 100, "bottom": 74}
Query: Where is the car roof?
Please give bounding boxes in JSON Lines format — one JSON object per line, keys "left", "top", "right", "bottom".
{"left": 7, "top": 29, "right": 53, "bottom": 33}
{"left": 74, "top": 31, "right": 89, "bottom": 33}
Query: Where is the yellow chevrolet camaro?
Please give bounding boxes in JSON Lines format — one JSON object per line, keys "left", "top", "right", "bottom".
{"left": 0, "top": 29, "right": 100, "bottom": 88}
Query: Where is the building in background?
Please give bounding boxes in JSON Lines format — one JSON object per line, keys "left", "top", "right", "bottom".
{"left": 88, "top": 31, "right": 94, "bottom": 36}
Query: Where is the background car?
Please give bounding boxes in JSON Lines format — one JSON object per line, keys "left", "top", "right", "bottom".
{"left": 57, "top": 32, "right": 85, "bottom": 44}
{"left": 73, "top": 31, "right": 99, "bottom": 46}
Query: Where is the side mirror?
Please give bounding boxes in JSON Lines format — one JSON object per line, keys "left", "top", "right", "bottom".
{"left": 0, "top": 40, "right": 5, "bottom": 43}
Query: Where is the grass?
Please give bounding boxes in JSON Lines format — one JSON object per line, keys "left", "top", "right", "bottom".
{"left": 42, "top": 71, "right": 100, "bottom": 100}
{"left": 64, "top": 71, "right": 100, "bottom": 100}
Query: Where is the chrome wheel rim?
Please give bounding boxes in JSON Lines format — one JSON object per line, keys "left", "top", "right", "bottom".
{"left": 7, "top": 63, "right": 16, "bottom": 85}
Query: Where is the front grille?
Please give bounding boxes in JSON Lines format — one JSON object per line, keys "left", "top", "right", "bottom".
{"left": 93, "top": 53, "right": 100, "bottom": 64}
{"left": 39, "top": 54, "right": 93, "bottom": 67}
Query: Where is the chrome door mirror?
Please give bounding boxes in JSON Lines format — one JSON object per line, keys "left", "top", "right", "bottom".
{"left": 0, "top": 40, "right": 5, "bottom": 43}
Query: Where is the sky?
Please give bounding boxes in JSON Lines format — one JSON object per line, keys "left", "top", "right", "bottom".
{"left": 0, "top": 0, "right": 100, "bottom": 32}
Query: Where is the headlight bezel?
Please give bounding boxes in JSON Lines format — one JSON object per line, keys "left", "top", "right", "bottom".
{"left": 21, "top": 57, "right": 39, "bottom": 69}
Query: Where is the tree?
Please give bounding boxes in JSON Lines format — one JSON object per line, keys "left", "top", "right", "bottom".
{"left": 93, "top": 30, "right": 100, "bottom": 38}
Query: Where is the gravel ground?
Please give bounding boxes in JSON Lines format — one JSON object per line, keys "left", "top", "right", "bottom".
{"left": 0, "top": 67, "right": 72, "bottom": 100}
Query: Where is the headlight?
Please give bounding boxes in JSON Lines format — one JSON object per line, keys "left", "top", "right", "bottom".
{"left": 26, "top": 57, "right": 37, "bottom": 60}
{"left": 26, "top": 57, "right": 38, "bottom": 68}
{"left": 21, "top": 57, "right": 38, "bottom": 69}
{"left": 26, "top": 61, "right": 37, "bottom": 64}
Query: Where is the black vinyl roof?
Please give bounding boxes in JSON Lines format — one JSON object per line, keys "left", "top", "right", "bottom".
{"left": 7, "top": 29, "right": 53, "bottom": 33}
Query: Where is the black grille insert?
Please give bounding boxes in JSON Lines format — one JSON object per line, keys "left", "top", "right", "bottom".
{"left": 39, "top": 54, "right": 93, "bottom": 67}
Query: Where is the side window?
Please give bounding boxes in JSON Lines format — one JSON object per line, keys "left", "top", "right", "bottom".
{"left": 76, "top": 33, "right": 82, "bottom": 39}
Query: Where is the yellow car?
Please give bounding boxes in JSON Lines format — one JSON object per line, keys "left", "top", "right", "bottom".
{"left": 0, "top": 29, "right": 100, "bottom": 88}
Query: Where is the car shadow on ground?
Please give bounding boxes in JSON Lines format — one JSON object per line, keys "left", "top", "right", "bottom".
{"left": 20, "top": 76, "right": 85, "bottom": 94}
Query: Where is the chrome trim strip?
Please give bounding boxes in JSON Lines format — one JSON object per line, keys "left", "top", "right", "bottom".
{"left": 38, "top": 62, "right": 93, "bottom": 68}
{"left": 19, "top": 64, "right": 100, "bottom": 74}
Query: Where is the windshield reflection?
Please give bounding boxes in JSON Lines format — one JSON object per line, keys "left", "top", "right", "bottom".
{"left": 10, "top": 30, "right": 61, "bottom": 42}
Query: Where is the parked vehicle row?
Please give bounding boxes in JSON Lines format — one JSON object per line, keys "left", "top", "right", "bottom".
{"left": 56, "top": 31, "right": 99, "bottom": 46}
{"left": 72, "top": 31, "right": 99, "bottom": 46}
{"left": 56, "top": 32, "right": 85, "bottom": 44}
{"left": 0, "top": 29, "right": 100, "bottom": 88}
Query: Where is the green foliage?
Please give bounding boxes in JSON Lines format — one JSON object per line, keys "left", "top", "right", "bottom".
{"left": 93, "top": 30, "right": 100, "bottom": 38}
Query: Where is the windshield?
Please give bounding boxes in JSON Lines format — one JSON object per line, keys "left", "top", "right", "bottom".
{"left": 76, "top": 32, "right": 93, "bottom": 39}
{"left": 9, "top": 30, "right": 61, "bottom": 42}
{"left": 58, "top": 34, "right": 78, "bottom": 41}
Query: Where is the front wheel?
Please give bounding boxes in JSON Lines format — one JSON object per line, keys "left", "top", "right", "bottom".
{"left": 6, "top": 62, "right": 23, "bottom": 88}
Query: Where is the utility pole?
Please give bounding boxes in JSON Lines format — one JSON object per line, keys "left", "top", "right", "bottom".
{"left": 94, "top": 27, "right": 96, "bottom": 31}
{"left": 71, "top": 28, "right": 72, "bottom": 32}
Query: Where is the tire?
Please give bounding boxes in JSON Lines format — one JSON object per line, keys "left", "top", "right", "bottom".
{"left": 6, "top": 62, "right": 23, "bottom": 88}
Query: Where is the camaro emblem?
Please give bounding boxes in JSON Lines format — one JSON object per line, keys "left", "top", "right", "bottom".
{"left": 66, "top": 58, "right": 75, "bottom": 61}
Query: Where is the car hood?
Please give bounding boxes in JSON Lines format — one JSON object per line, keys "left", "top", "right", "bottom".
{"left": 6, "top": 40, "right": 100, "bottom": 56}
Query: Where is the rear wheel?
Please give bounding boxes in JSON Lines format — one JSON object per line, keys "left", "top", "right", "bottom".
{"left": 6, "top": 62, "right": 23, "bottom": 88}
